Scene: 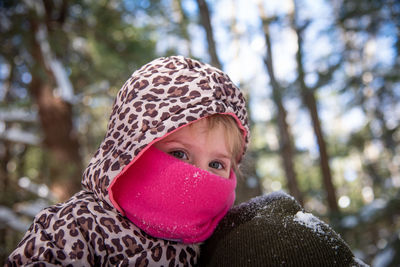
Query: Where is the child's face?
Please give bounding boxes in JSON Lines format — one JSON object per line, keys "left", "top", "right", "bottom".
{"left": 154, "top": 119, "right": 232, "bottom": 178}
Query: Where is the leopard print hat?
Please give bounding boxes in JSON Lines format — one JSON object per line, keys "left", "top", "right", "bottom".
{"left": 81, "top": 55, "right": 250, "bottom": 210}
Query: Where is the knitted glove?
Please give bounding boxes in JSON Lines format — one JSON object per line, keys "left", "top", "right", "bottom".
{"left": 199, "top": 192, "right": 368, "bottom": 267}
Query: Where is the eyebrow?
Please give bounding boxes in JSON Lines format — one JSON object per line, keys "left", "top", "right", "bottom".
{"left": 159, "top": 139, "right": 186, "bottom": 146}
{"left": 161, "top": 140, "right": 232, "bottom": 160}
{"left": 213, "top": 152, "right": 232, "bottom": 161}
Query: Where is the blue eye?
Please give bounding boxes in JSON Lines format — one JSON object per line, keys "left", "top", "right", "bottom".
{"left": 169, "top": 150, "right": 188, "bottom": 160}
{"left": 209, "top": 161, "right": 224, "bottom": 170}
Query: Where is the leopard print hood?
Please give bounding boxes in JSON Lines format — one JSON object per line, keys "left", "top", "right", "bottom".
{"left": 6, "top": 56, "right": 249, "bottom": 266}
{"left": 82, "top": 55, "right": 249, "bottom": 210}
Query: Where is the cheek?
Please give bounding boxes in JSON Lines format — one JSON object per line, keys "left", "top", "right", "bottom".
{"left": 221, "top": 167, "right": 231, "bottom": 179}
{"left": 153, "top": 142, "right": 167, "bottom": 153}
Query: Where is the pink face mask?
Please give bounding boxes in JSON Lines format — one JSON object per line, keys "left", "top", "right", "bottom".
{"left": 109, "top": 146, "right": 237, "bottom": 244}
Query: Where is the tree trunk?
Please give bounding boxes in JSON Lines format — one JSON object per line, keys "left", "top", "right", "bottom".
{"left": 27, "top": 5, "right": 82, "bottom": 201}
{"left": 0, "top": 132, "right": 11, "bottom": 199}
{"left": 0, "top": 61, "right": 14, "bottom": 200}
{"left": 258, "top": 3, "right": 304, "bottom": 204}
{"left": 302, "top": 88, "right": 339, "bottom": 212}
{"left": 227, "top": 0, "right": 263, "bottom": 203}
{"left": 290, "top": 0, "right": 339, "bottom": 212}
{"left": 173, "top": 0, "right": 193, "bottom": 57}
{"left": 195, "top": 0, "right": 222, "bottom": 69}
{"left": 29, "top": 75, "right": 82, "bottom": 201}
{"left": 236, "top": 151, "right": 263, "bottom": 204}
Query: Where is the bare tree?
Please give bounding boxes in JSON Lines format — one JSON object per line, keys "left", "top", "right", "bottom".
{"left": 229, "top": 0, "right": 263, "bottom": 203}
{"left": 195, "top": 0, "right": 222, "bottom": 69}
{"left": 257, "top": 3, "right": 304, "bottom": 204}
{"left": 290, "top": 0, "right": 338, "bottom": 212}
{"left": 27, "top": 0, "right": 82, "bottom": 201}
{"left": 173, "top": 0, "right": 193, "bottom": 57}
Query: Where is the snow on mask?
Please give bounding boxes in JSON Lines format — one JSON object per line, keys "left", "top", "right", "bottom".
{"left": 109, "top": 146, "right": 237, "bottom": 244}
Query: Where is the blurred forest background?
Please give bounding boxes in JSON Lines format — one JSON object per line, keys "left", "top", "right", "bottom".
{"left": 0, "top": 0, "right": 399, "bottom": 265}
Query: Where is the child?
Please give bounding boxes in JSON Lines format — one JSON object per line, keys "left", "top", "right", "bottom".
{"left": 6, "top": 56, "right": 250, "bottom": 266}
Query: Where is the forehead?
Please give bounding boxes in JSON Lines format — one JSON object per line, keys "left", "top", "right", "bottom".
{"left": 165, "top": 119, "right": 226, "bottom": 139}
{"left": 161, "top": 119, "right": 227, "bottom": 142}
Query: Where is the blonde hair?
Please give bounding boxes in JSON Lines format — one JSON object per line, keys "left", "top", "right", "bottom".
{"left": 202, "top": 114, "right": 245, "bottom": 172}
